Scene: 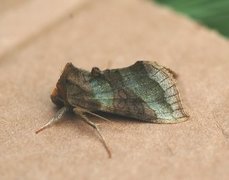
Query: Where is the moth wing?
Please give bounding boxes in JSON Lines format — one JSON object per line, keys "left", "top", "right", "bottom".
{"left": 114, "top": 61, "right": 188, "bottom": 123}
{"left": 72, "top": 61, "right": 188, "bottom": 123}
{"left": 89, "top": 77, "right": 157, "bottom": 121}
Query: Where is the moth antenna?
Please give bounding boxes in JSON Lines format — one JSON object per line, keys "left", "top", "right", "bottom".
{"left": 73, "top": 108, "right": 112, "bottom": 158}
{"left": 35, "top": 106, "right": 68, "bottom": 134}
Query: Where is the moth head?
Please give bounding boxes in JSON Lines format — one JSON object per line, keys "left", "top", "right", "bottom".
{"left": 50, "top": 63, "right": 74, "bottom": 107}
{"left": 51, "top": 63, "right": 91, "bottom": 107}
{"left": 51, "top": 87, "right": 64, "bottom": 106}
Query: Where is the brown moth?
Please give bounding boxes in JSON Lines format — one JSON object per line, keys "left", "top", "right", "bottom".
{"left": 36, "top": 61, "right": 188, "bottom": 158}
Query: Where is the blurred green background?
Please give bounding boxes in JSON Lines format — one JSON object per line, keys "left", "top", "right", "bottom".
{"left": 154, "top": 0, "right": 229, "bottom": 38}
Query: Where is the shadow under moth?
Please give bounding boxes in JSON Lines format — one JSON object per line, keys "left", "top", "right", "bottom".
{"left": 36, "top": 61, "right": 188, "bottom": 158}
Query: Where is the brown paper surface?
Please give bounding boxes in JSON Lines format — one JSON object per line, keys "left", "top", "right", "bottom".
{"left": 1, "top": 0, "right": 229, "bottom": 179}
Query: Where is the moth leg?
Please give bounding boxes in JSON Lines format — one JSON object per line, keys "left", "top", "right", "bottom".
{"left": 75, "top": 106, "right": 110, "bottom": 122}
{"left": 35, "top": 106, "right": 68, "bottom": 134}
{"left": 73, "top": 107, "right": 112, "bottom": 158}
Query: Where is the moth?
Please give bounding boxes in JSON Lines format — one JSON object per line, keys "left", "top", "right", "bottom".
{"left": 36, "top": 61, "right": 188, "bottom": 158}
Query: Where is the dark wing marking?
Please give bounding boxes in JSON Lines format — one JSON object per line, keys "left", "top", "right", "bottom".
{"left": 88, "top": 69, "right": 157, "bottom": 121}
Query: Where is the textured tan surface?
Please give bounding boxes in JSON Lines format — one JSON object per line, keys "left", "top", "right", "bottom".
{"left": 1, "top": 0, "right": 229, "bottom": 180}
{"left": 0, "top": 0, "right": 28, "bottom": 13}
{"left": 0, "top": 0, "right": 87, "bottom": 58}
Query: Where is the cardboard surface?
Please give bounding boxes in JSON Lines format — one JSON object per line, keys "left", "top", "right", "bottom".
{"left": 0, "top": 0, "right": 229, "bottom": 179}
{"left": 0, "top": 0, "right": 87, "bottom": 58}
